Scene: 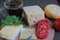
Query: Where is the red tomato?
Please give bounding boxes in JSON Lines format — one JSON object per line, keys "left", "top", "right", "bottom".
{"left": 36, "top": 19, "right": 50, "bottom": 39}
{"left": 53, "top": 18, "right": 60, "bottom": 31}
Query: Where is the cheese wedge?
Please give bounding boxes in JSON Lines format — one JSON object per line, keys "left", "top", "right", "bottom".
{"left": 0, "top": 25, "right": 23, "bottom": 40}
{"left": 23, "top": 5, "right": 45, "bottom": 26}
{"left": 20, "top": 28, "right": 37, "bottom": 40}
{"left": 44, "top": 4, "right": 60, "bottom": 19}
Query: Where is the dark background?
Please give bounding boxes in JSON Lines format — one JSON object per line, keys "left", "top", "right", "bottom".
{"left": 0, "top": 0, "right": 60, "bottom": 40}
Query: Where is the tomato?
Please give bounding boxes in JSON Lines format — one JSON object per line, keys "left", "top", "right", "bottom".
{"left": 35, "top": 19, "right": 50, "bottom": 39}
{"left": 53, "top": 18, "right": 60, "bottom": 31}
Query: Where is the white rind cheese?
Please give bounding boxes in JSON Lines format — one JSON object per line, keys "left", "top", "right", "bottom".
{"left": 23, "top": 5, "right": 45, "bottom": 26}
{"left": 44, "top": 4, "right": 60, "bottom": 19}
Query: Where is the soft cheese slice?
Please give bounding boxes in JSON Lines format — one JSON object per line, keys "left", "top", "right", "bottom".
{"left": 20, "top": 28, "right": 37, "bottom": 40}
{"left": 0, "top": 25, "right": 23, "bottom": 40}
{"left": 44, "top": 4, "right": 60, "bottom": 19}
{"left": 23, "top": 5, "right": 45, "bottom": 26}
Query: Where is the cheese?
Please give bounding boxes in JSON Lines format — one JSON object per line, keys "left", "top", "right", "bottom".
{"left": 0, "top": 25, "right": 23, "bottom": 40}
{"left": 44, "top": 4, "right": 60, "bottom": 19}
{"left": 23, "top": 5, "right": 45, "bottom": 26}
{"left": 20, "top": 28, "right": 37, "bottom": 40}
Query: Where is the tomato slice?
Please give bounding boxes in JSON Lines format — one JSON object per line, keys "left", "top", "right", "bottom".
{"left": 36, "top": 19, "right": 50, "bottom": 39}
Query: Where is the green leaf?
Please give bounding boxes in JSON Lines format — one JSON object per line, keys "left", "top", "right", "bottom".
{"left": 0, "top": 15, "right": 23, "bottom": 28}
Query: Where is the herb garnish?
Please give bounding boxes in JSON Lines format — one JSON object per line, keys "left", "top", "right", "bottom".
{"left": 0, "top": 16, "right": 23, "bottom": 30}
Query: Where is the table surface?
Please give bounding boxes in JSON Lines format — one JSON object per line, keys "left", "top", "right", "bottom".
{"left": 0, "top": 0, "right": 60, "bottom": 40}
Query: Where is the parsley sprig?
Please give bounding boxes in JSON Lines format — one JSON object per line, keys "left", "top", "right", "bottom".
{"left": 0, "top": 16, "right": 23, "bottom": 30}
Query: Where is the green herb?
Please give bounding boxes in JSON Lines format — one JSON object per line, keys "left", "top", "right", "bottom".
{"left": 0, "top": 16, "right": 23, "bottom": 30}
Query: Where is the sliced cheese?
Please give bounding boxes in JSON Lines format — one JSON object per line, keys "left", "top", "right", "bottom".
{"left": 23, "top": 5, "right": 45, "bottom": 26}
{"left": 0, "top": 25, "right": 23, "bottom": 40}
{"left": 44, "top": 4, "right": 60, "bottom": 19}
{"left": 20, "top": 28, "right": 37, "bottom": 40}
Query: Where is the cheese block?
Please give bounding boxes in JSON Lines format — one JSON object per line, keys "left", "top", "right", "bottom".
{"left": 23, "top": 5, "right": 45, "bottom": 26}
{"left": 44, "top": 4, "right": 60, "bottom": 19}
{"left": 20, "top": 28, "right": 37, "bottom": 40}
{"left": 0, "top": 25, "right": 23, "bottom": 40}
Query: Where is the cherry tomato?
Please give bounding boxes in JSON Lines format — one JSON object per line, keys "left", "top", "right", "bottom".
{"left": 53, "top": 18, "right": 60, "bottom": 31}
{"left": 36, "top": 19, "right": 50, "bottom": 39}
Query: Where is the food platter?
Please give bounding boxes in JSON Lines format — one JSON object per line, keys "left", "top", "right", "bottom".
{"left": 0, "top": 0, "right": 60, "bottom": 40}
{"left": 0, "top": 6, "right": 55, "bottom": 40}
